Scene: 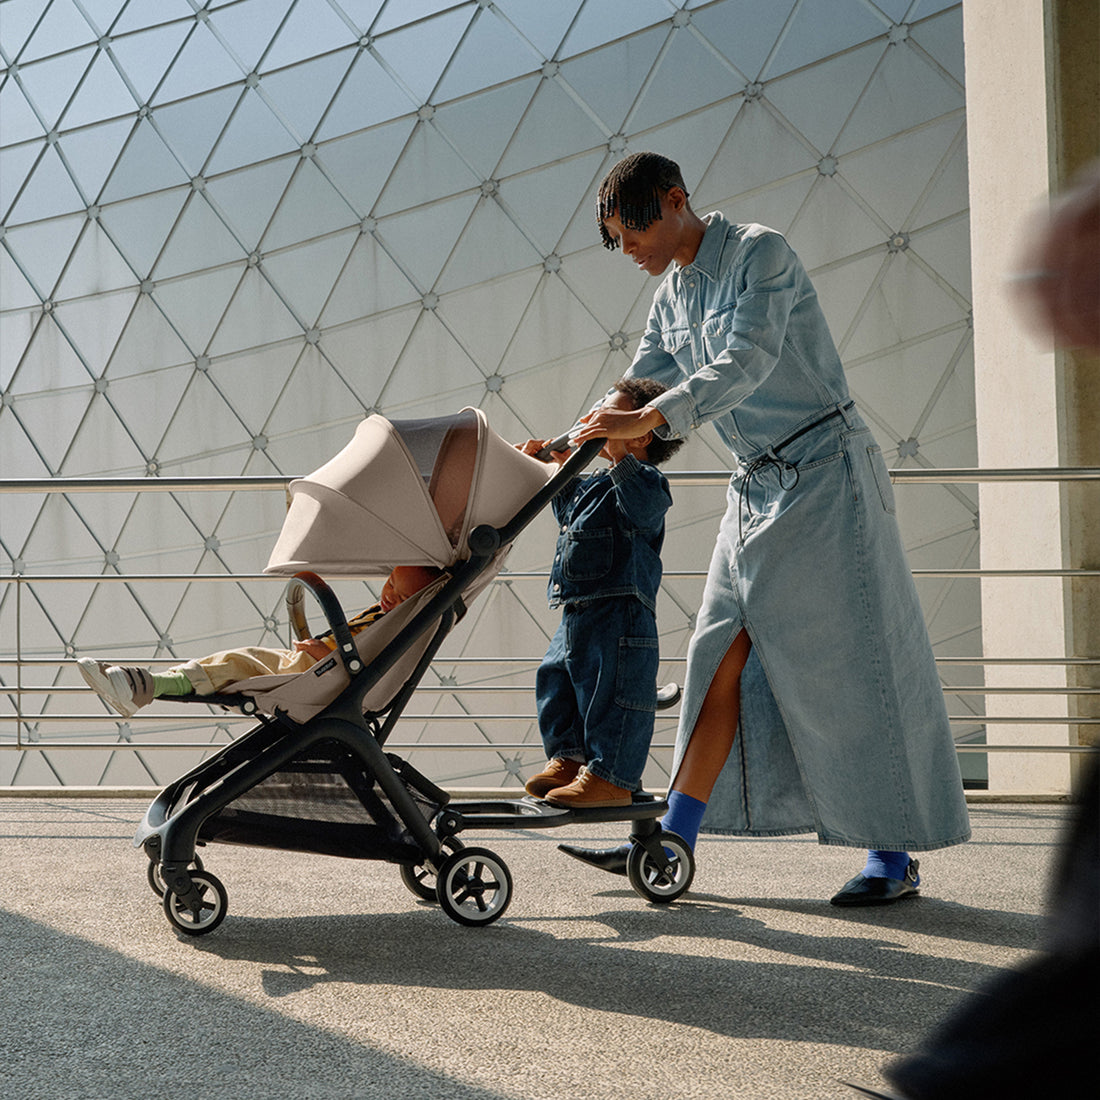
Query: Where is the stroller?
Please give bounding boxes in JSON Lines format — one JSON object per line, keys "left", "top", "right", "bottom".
{"left": 135, "top": 407, "right": 694, "bottom": 934}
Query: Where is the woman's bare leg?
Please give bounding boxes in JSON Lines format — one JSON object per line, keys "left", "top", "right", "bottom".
{"left": 671, "top": 628, "right": 752, "bottom": 802}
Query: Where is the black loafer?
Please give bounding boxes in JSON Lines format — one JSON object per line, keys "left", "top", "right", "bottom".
{"left": 830, "top": 858, "right": 920, "bottom": 907}
{"left": 557, "top": 843, "right": 629, "bottom": 876}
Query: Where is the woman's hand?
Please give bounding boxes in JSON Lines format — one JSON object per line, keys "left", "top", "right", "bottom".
{"left": 294, "top": 638, "right": 331, "bottom": 661}
{"left": 570, "top": 404, "right": 666, "bottom": 444}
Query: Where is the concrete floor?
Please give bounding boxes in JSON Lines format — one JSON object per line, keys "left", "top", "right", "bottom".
{"left": 0, "top": 797, "right": 1068, "bottom": 1100}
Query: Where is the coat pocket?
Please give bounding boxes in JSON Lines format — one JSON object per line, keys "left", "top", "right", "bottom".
{"left": 561, "top": 528, "right": 613, "bottom": 581}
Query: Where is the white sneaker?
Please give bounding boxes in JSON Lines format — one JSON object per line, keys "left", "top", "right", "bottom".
{"left": 78, "top": 659, "right": 154, "bottom": 717}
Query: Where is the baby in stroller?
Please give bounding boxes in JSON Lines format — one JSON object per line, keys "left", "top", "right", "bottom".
{"left": 77, "top": 565, "right": 442, "bottom": 717}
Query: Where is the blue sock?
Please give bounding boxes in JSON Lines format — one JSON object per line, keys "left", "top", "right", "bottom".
{"left": 659, "top": 790, "right": 708, "bottom": 851}
{"left": 861, "top": 849, "right": 917, "bottom": 883}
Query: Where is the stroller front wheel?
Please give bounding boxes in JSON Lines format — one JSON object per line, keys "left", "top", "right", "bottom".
{"left": 162, "top": 870, "right": 228, "bottom": 936}
{"left": 399, "top": 834, "right": 465, "bottom": 901}
{"left": 435, "top": 846, "right": 512, "bottom": 927}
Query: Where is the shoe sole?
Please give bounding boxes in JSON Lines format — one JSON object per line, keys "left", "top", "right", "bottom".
{"left": 544, "top": 797, "right": 633, "bottom": 808}
{"left": 77, "top": 658, "right": 137, "bottom": 717}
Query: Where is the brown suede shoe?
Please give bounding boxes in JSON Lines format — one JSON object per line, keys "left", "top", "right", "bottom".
{"left": 524, "top": 757, "right": 582, "bottom": 798}
{"left": 545, "top": 767, "right": 632, "bottom": 808}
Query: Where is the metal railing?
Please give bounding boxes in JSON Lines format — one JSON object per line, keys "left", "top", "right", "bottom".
{"left": 3, "top": 468, "right": 1100, "bottom": 762}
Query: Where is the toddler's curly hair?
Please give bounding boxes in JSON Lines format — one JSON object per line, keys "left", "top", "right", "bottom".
{"left": 612, "top": 377, "right": 684, "bottom": 466}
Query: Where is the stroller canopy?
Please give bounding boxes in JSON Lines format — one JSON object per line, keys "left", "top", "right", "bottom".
{"left": 266, "top": 407, "right": 553, "bottom": 575}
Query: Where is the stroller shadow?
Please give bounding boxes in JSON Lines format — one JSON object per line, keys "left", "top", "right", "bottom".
{"left": 194, "top": 891, "right": 1041, "bottom": 1052}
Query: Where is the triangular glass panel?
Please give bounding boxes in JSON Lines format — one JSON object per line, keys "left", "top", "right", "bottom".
{"left": 152, "top": 20, "right": 244, "bottom": 104}
{"left": 90, "top": 362, "right": 194, "bottom": 459}
{"left": 54, "top": 220, "right": 136, "bottom": 300}
{"left": 99, "top": 117, "right": 191, "bottom": 204}
{"left": 206, "top": 265, "right": 305, "bottom": 356}
{"left": 0, "top": 74, "right": 48, "bottom": 146}
{"left": 60, "top": 388, "right": 152, "bottom": 474}
{"left": 372, "top": 191, "right": 477, "bottom": 296}
{"left": 561, "top": 26, "right": 666, "bottom": 135}
{"left": 762, "top": 0, "right": 889, "bottom": 81}
{"left": 691, "top": 0, "right": 796, "bottom": 81}
{"left": 54, "top": 117, "right": 133, "bottom": 205}
{"left": 59, "top": 47, "right": 136, "bottom": 130}
{"left": 97, "top": 185, "right": 188, "bottom": 278}
{"left": 370, "top": 5, "right": 474, "bottom": 104}
{"left": 6, "top": 309, "right": 91, "bottom": 396}
{"left": 107, "top": 299, "right": 193, "bottom": 385}
{"left": 257, "top": 47, "right": 358, "bottom": 144}
{"left": 381, "top": 310, "right": 487, "bottom": 411}
{"left": 314, "top": 48, "right": 417, "bottom": 139}
{"left": 558, "top": 0, "right": 671, "bottom": 57}
{"left": 260, "top": 229, "right": 358, "bottom": 327}
{"left": 433, "top": 5, "right": 540, "bottom": 103}
{"left": 203, "top": 0, "right": 288, "bottom": 75}
{"left": 910, "top": 6, "right": 965, "bottom": 85}
{"left": 262, "top": 1, "right": 358, "bottom": 72}
{"left": 314, "top": 116, "right": 417, "bottom": 216}
{"left": 316, "top": 232, "right": 421, "bottom": 325}
{"left": 153, "top": 375, "right": 256, "bottom": 470}
{"left": 49, "top": 288, "right": 134, "bottom": 377}
{"left": 436, "top": 195, "right": 542, "bottom": 294}
{"left": 6, "top": 142, "right": 86, "bottom": 223}
{"left": 2, "top": 213, "right": 85, "bottom": 298}
{"left": 434, "top": 266, "right": 542, "bottom": 375}
{"left": 202, "top": 340, "right": 302, "bottom": 439}
{"left": 0, "top": 238, "right": 44, "bottom": 315}
{"left": 151, "top": 85, "right": 242, "bottom": 178}
{"left": 432, "top": 76, "right": 539, "bottom": 182}
{"left": 786, "top": 175, "right": 892, "bottom": 272}
{"left": 101, "top": 18, "right": 193, "bottom": 106}
{"left": 153, "top": 191, "right": 247, "bottom": 280}
{"left": 835, "top": 36, "right": 965, "bottom": 155}
{"left": 316, "top": 305, "right": 421, "bottom": 405}
{"left": 149, "top": 266, "right": 245, "bottom": 357}
{"left": 19, "top": 0, "right": 98, "bottom": 63}
{"left": 764, "top": 40, "right": 885, "bottom": 157}
{"left": 204, "top": 86, "right": 300, "bottom": 176}
{"left": 17, "top": 46, "right": 97, "bottom": 131}
{"left": 260, "top": 158, "right": 357, "bottom": 253}
{"left": 202, "top": 155, "right": 298, "bottom": 253}
{"left": 491, "top": 0, "right": 582, "bottom": 60}
{"left": 372, "top": 121, "right": 480, "bottom": 216}
{"left": 496, "top": 77, "right": 607, "bottom": 177}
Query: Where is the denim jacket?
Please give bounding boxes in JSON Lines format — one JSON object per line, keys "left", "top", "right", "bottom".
{"left": 548, "top": 454, "right": 671, "bottom": 613}
{"left": 626, "top": 213, "right": 851, "bottom": 462}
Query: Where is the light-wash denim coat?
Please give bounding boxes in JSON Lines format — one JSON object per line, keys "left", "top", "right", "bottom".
{"left": 627, "top": 213, "right": 970, "bottom": 851}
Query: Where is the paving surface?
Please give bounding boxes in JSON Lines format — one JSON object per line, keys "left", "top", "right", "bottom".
{"left": 0, "top": 797, "right": 1068, "bottom": 1100}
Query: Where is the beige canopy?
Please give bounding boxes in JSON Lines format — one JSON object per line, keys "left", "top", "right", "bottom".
{"left": 266, "top": 407, "right": 553, "bottom": 575}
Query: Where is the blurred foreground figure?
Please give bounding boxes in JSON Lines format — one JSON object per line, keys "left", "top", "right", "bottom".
{"left": 850, "top": 162, "right": 1100, "bottom": 1100}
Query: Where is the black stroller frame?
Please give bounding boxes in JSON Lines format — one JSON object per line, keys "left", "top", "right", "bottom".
{"left": 136, "top": 438, "right": 694, "bottom": 934}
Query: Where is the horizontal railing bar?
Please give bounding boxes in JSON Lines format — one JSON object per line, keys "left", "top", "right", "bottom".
{"left": 10, "top": 683, "right": 1100, "bottom": 697}
{"left": 3, "top": 713, "right": 1099, "bottom": 724}
{"left": 0, "top": 742, "right": 1094, "bottom": 753}
{"left": 7, "top": 467, "right": 1100, "bottom": 495}
{"left": 7, "top": 568, "right": 1100, "bottom": 583}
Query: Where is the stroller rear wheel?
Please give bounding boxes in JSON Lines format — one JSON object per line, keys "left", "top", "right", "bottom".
{"left": 399, "top": 834, "right": 465, "bottom": 901}
{"left": 162, "top": 870, "right": 228, "bottom": 936}
{"left": 435, "top": 846, "right": 512, "bottom": 927}
{"left": 626, "top": 831, "right": 694, "bottom": 903}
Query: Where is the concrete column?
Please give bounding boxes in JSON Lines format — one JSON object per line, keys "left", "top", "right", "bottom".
{"left": 963, "top": 0, "right": 1070, "bottom": 792}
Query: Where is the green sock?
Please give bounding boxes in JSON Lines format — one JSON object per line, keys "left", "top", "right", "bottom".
{"left": 152, "top": 670, "right": 194, "bottom": 697}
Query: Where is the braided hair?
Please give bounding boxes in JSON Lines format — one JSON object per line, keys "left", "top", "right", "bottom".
{"left": 597, "top": 152, "right": 690, "bottom": 250}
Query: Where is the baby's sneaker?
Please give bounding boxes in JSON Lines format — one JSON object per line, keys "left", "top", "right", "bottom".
{"left": 524, "top": 757, "right": 582, "bottom": 799}
{"left": 77, "top": 659, "right": 155, "bottom": 717}
{"left": 545, "top": 767, "right": 632, "bottom": 808}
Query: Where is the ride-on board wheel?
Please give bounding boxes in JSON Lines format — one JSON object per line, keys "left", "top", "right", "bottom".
{"left": 147, "top": 854, "right": 203, "bottom": 899}
{"left": 162, "top": 870, "right": 228, "bottom": 936}
{"left": 626, "top": 830, "right": 694, "bottom": 903}
{"left": 435, "top": 847, "right": 512, "bottom": 927}
{"left": 399, "top": 835, "right": 465, "bottom": 901}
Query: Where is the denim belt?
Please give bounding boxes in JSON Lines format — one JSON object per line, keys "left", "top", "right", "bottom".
{"left": 738, "top": 401, "right": 855, "bottom": 544}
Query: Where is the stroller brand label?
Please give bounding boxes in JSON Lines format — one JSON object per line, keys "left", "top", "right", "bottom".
{"left": 314, "top": 657, "right": 338, "bottom": 676}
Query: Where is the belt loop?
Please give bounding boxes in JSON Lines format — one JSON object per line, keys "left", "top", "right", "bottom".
{"left": 838, "top": 399, "right": 856, "bottom": 428}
